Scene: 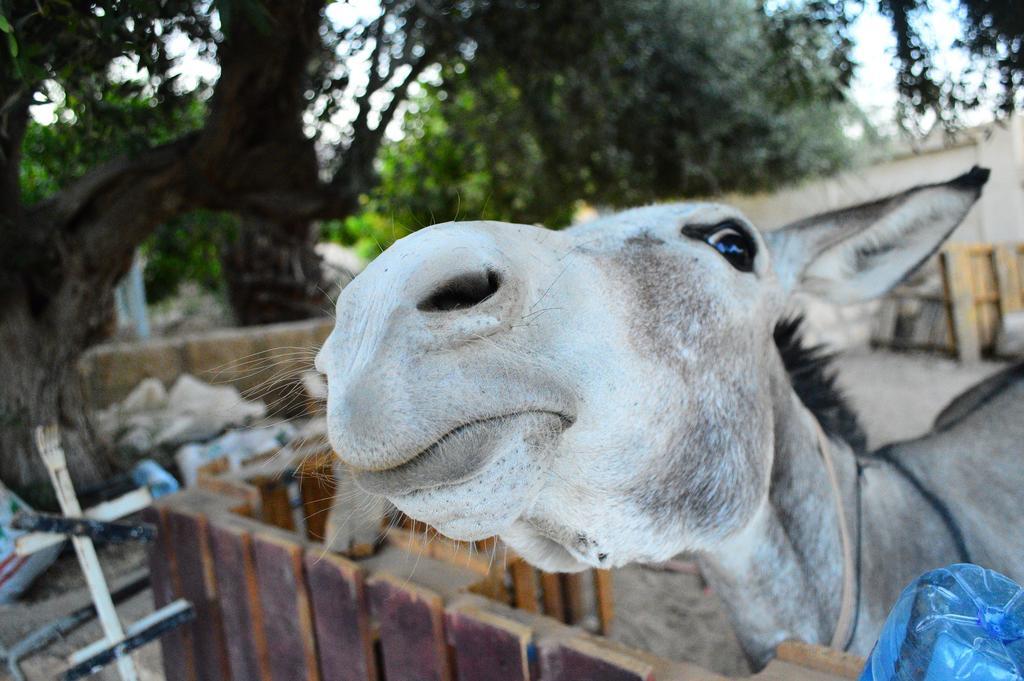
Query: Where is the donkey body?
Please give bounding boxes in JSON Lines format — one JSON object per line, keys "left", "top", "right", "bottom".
{"left": 317, "top": 167, "right": 1022, "bottom": 667}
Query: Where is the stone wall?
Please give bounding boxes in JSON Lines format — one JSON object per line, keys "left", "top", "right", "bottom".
{"left": 80, "top": 318, "right": 334, "bottom": 410}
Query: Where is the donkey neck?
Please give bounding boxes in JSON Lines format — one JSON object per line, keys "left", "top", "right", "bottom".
{"left": 697, "top": 355, "right": 971, "bottom": 667}
{"left": 697, "top": 356, "right": 860, "bottom": 668}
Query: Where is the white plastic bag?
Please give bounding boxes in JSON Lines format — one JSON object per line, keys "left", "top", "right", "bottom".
{"left": 175, "top": 422, "right": 298, "bottom": 487}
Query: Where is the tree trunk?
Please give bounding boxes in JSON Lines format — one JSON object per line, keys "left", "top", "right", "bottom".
{"left": 0, "top": 287, "right": 110, "bottom": 505}
{"left": 221, "top": 216, "right": 328, "bottom": 326}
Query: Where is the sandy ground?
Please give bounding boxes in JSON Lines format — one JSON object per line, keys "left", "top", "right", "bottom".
{"left": 608, "top": 349, "right": 1007, "bottom": 675}
{"left": 1, "top": 349, "right": 1008, "bottom": 680}
{"left": 0, "top": 544, "right": 160, "bottom": 681}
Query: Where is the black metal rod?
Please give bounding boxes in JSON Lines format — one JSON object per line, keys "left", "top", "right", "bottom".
{"left": 4, "top": 574, "right": 151, "bottom": 681}
{"left": 61, "top": 604, "right": 195, "bottom": 681}
{"left": 11, "top": 512, "right": 156, "bottom": 544}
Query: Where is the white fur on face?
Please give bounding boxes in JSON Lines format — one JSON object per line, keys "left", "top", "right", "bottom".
{"left": 318, "top": 205, "right": 785, "bottom": 570}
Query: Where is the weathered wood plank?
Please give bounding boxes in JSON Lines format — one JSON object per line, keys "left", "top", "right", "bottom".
{"left": 538, "top": 637, "right": 655, "bottom": 681}
{"left": 774, "top": 640, "right": 864, "bottom": 679}
{"left": 367, "top": 573, "right": 451, "bottom": 681}
{"left": 141, "top": 506, "right": 195, "bottom": 681}
{"left": 754, "top": 660, "right": 858, "bottom": 681}
{"left": 208, "top": 522, "right": 271, "bottom": 681}
{"left": 595, "top": 569, "right": 615, "bottom": 636}
{"left": 255, "top": 477, "right": 296, "bottom": 531}
{"left": 165, "top": 508, "right": 230, "bottom": 681}
{"left": 561, "top": 573, "right": 585, "bottom": 625}
{"left": 446, "top": 606, "right": 532, "bottom": 681}
{"left": 510, "top": 559, "right": 540, "bottom": 613}
{"left": 942, "top": 246, "right": 982, "bottom": 361}
{"left": 303, "top": 550, "right": 376, "bottom": 681}
{"left": 297, "top": 454, "right": 335, "bottom": 542}
{"left": 994, "top": 244, "right": 1024, "bottom": 316}
{"left": 252, "top": 533, "right": 321, "bottom": 681}
{"left": 540, "top": 572, "right": 565, "bottom": 622}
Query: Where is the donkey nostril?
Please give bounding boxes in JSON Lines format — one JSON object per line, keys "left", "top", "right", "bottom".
{"left": 418, "top": 269, "right": 502, "bottom": 312}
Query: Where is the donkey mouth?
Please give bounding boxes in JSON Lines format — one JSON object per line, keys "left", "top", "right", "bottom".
{"left": 352, "top": 411, "right": 571, "bottom": 497}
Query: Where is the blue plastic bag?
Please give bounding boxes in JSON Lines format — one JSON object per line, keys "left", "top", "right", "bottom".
{"left": 130, "top": 459, "right": 180, "bottom": 499}
{"left": 861, "top": 564, "right": 1023, "bottom": 681}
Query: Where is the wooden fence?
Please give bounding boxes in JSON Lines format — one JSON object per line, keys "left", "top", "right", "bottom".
{"left": 192, "top": 444, "right": 614, "bottom": 636}
{"left": 146, "top": 482, "right": 865, "bottom": 680}
{"left": 871, "top": 243, "right": 1024, "bottom": 361}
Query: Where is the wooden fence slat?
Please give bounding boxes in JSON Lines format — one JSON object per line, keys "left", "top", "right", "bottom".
{"left": 540, "top": 572, "right": 565, "bottom": 622}
{"left": 446, "top": 607, "right": 533, "bottom": 681}
{"left": 595, "top": 570, "right": 615, "bottom": 636}
{"left": 994, "top": 244, "right": 1024, "bottom": 316}
{"left": 972, "top": 251, "right": 999, "bottom": 348}
{"left": 255, "top": 478, "right": 296, "bottom": 531}
{"left": 252, "top": 533, "right": 321, "bottom": 681}
{"left": 298, "top": 455, "right": 336, "bottom": 541}
{"left": 539, "top": 638, "right": 655, "bottom": 681}
{"left": 367, "top": 573, "right": 451, "bottom": 681}
{"left": 303, "top": 550, "right": 377, "bottom": 681}
{"left": 165, "top": 508, "right": 230, "bottom": 681}
{"left": 561, "top": 573, "right": 585, "bottom": 625}
{"left": 942, "top": 247, "right": 982, "bottom": 361}
{"left": 142, "top": 506, "right": 195, "bottom": 681}
{"left": 510, "top": 559, "right": 540, "bottom": 613}
{"left": 208, "top": 523, "right": 271, "bottom": 681}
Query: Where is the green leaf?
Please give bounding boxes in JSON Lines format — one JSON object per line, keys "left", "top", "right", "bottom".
{"left": 0, "top": 15, "right": 11, "bottom": 33}
{"left": 6, "top": 32, "right": 17, "bottom": 58}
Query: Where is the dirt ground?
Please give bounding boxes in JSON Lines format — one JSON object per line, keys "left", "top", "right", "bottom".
{"left": 1, "top": 349, "right": 1007, "bottom": 680}
{"left": 0, "top": 544, "right": 160, "bottom": 681}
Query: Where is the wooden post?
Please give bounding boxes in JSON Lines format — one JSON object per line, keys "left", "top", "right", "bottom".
{"left": 942, "top": 246, "right": 982, "bottom": 361}
{"left": 255, "top": 477, "right": 296, "bottom": 531}
{"left": 298, "top": 466, "right": 334, "bottom": 542}
{"left": 561, "top": 573, "right": 585, "bottom": 625}
{"left": 540, "top": 572, "right": 565, "bottom": 622}
{"left": 595, "top": 570, "right": 615, "bottom": 636}
{"left": 510, "top": 559, "right": 540, "bottom": 613}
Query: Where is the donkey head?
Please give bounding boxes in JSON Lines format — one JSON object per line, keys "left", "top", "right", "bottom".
{"left": 316, "top": 168, "right": 988, "bottom": 571}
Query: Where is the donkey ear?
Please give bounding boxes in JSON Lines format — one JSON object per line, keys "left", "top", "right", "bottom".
{"left": 764, "top": 167, "right": 989, "bottom": 303}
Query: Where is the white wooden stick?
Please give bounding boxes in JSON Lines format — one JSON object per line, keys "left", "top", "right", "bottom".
{"left": 15, "top": 487, "right": 154, "bottom": 556}
{"left": 35, "top": 425, "right": 139, "bottom": 681}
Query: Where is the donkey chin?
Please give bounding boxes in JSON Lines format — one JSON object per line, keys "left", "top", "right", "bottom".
{"left": 349, "top": 410, "right": 571, "bottom": 542}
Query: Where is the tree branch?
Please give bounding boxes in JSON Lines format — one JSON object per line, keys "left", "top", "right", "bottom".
{"left": 329, "top": 49, "right": 435, "bottom": 203}
{"left": 349, "top": 15, "right": 390, "bottom": 149}
{"left": 27, "top": 134, "right": 197, "bottom": 233}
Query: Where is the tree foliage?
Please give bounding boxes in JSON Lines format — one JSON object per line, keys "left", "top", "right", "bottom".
{"left": 762, "top": 0, "right": 1022, "bottom": 131}
{"left": 368, "top": 0, "right": 860, "bottom": 231}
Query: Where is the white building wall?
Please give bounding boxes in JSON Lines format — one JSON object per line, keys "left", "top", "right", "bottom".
{"left": 721, "top": 116, "right": 1024, "bottom": 244}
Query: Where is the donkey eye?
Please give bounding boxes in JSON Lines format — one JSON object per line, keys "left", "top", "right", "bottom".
{"left": 705, "top": 222, "right": 755, "bottom": 272}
